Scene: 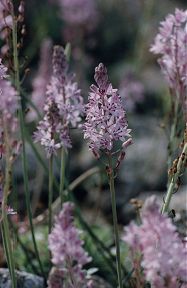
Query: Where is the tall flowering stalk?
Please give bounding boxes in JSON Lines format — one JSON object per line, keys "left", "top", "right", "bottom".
{"left": 84, "top": 63, "right": 132, "bottom": 288}
{"left": 48, "top": 202, "right": 93, "bottom": 288}
{"left": 150, "top": 9, "right": 187, "bottom": 213}
{"left": 122, "top": 196, "right": 187, "bottom": 288}
{"left": 34, "top": 45, "right": 84, "bottom": 231}
{"left": 8, "top": 0, "right": 45, "bottom": 279}
{"left": 0, "top": 58, "right": 20, "bottom": 288}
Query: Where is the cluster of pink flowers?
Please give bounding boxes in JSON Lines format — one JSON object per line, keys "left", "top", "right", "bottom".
{"left": 0, "top": 1, "right": 24, "bottom": 55}
{"left": 0, "top": 0, "right": 13, "bottom": 54}
{"left": 119, "top": 72, "right": 144, "bottom": 112}
{"left": 0, "top": 57, "right": 7, "bottom": 78}
{"left": 150, "top": 9, "right": 187, "bottom": 122}
{"left": 27, "top": 39, "right": 53, "bottom": 122}
{"left": 0, "top": 0, "right": 12, "bottom": 31}
{"left": 0, "top": 58, "right": 19, "bottom": 133}
{"left": 57, "top": 0, "right": 97, "bottom": 29}
{"left": 34, "top": 45, "right": 84, "bottom": 158}
{"left": 84, "top": 63, "right": 132, "bottom": 157}
{"left": 122, "top": 196, "right": 187, "bottom": 288}
{"left": 48, "top": 202, "right": 93, "bottom": 288}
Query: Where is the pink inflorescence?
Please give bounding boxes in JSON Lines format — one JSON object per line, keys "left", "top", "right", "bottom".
{"left": 84, "top": 63, "right": 132, "bottom": 157}
{"left": 0, "top": 58, "right": 7, "bottom": 79}
{"left": 150, "top": 9, "right": 187, "bottom": 122}
{"left": 0, "top": 0, "right": 12, "bottom": 30}
{"left": 0, "top": 58, "right": 20, "bottom": 132}
{"left": 48, "top": 202, "right": 93, "bottom": 288}
{"left": 0, "top": 0, "right": 13, "bottom": 54}
{"left": 122, "top": 196, "right": 187, "bottom": 288}
{"left": 57, "top": 0, "right": 97, "bottom": 28}
{"left": 33, "top": 45, "right": 84, "bottom": 158}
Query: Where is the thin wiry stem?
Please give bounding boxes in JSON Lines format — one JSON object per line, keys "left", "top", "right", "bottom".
{"left": 48, "top": 155, "right": 54, "bottom": 233}
{"left": 162, "top": 142, "right": 187, "bottom": 214}
{"left": 11, "top": 7, "right": 45, "bottom": 279}
{"left": 59, "top": 148, "right": 66, "bottom": 206}
{"left": 1, "top": 121, "right": 17, "bottom": 287}
{"left": 167, "top": 99, "right": 179, "bottom": 173}
{"left": 108, "top": 154, "right": 123, "bottom": 288}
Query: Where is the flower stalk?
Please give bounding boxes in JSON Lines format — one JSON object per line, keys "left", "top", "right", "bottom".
{"left": 1, "top": 122, "right": 17, "bottom": 288}
{"left": 83, "top": 63, "right": 132, "bottom": 287}
{"left": 48, "top": 155, "right": 54, "bottom": 233}
{"left": 11, "top": 4, "right": 45, "bottom": 279}
{"left": 162, "top": 140, "right": 187, "bottom": 214}
{"left": 108, "top": 154, "right": 123, "bottom": 288}
{"left": 167, "top": 99, "right": 179, "bottom": 172}
{"left": 59, "top": 148, "right": 66, "bottom": 206}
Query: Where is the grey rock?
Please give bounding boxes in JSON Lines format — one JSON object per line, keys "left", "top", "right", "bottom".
{"left": 0, "top": 269, "right": 45, "bottom": 288}
{"left": 119, "top": 116, "right": 168, "bottom": 193}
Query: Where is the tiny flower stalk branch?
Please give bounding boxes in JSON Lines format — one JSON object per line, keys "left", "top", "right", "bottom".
{"left": 10, "top": 2, "right": 45, "bottom": 279}
{"left": 162, "top": 130, "right": 187, "bottom": 214}
{"left": 107, "top": 154, "right": 123, "bottom": 288}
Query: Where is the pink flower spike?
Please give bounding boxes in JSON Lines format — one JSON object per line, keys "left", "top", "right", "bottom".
{"left": 150, "top": 9, "right": 187, "bottom": 122}
{"left": 84, "top": 63, "right": 132, "bottom": 156}
{"left": 122, "top": 196, "right": 187, "bottom": 287}
{"left": 48, "top": 202, "right": 92, "bottom": 288}
{"left": 33, "top": 45, "right": 84, "bottom": 157}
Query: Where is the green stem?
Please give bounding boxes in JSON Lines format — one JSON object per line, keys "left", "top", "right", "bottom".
{"left": 1, "top": 216, "right": 17, "bottom": 288}
{"left": 1, "top": 123, "right": 17, "bottom": 288}
{"left": 59, "top": 148, "right": 66, "bottom": 206}
{"left": 11, "top": 9, "right": 45, "bottom": 279}
{"left": 48, "top": 156, "right": 54, "bottom": 233}
{"left": 162, "top": 142, "right": 187, "bottom": 213}
{"left": 108, "top": 155, "right": 123, "bottom": 288}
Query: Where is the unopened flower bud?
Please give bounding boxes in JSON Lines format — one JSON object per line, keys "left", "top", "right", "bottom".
{"left": 18, "top": 1, "right": 24, "bottom": 14}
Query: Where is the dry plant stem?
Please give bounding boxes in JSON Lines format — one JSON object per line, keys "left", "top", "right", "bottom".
{"left": 167, "top": 100, "right": 179, "bottom": 172}
{"left": 11, "top": 10, "right": 45, "bottom": 279}
{"left": 59, "top": 148, "right": 66, "bottom": 206}
{"left": 162, "top": 142, "right": 187, "bottom": 213}
{"left": 108, "top": 155, "right": 123, "bottom": 288}
{"left": 134, "top": 258, "right": 144, "bottom": 288}
{"left": 68, "top": 259, "right": 77, "bottom": 287}
{"left": 48, "top": 155, "right": 54, "bottom": 233}
{"left": 1, "top": 123, "right": 17, "bottom": 288}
